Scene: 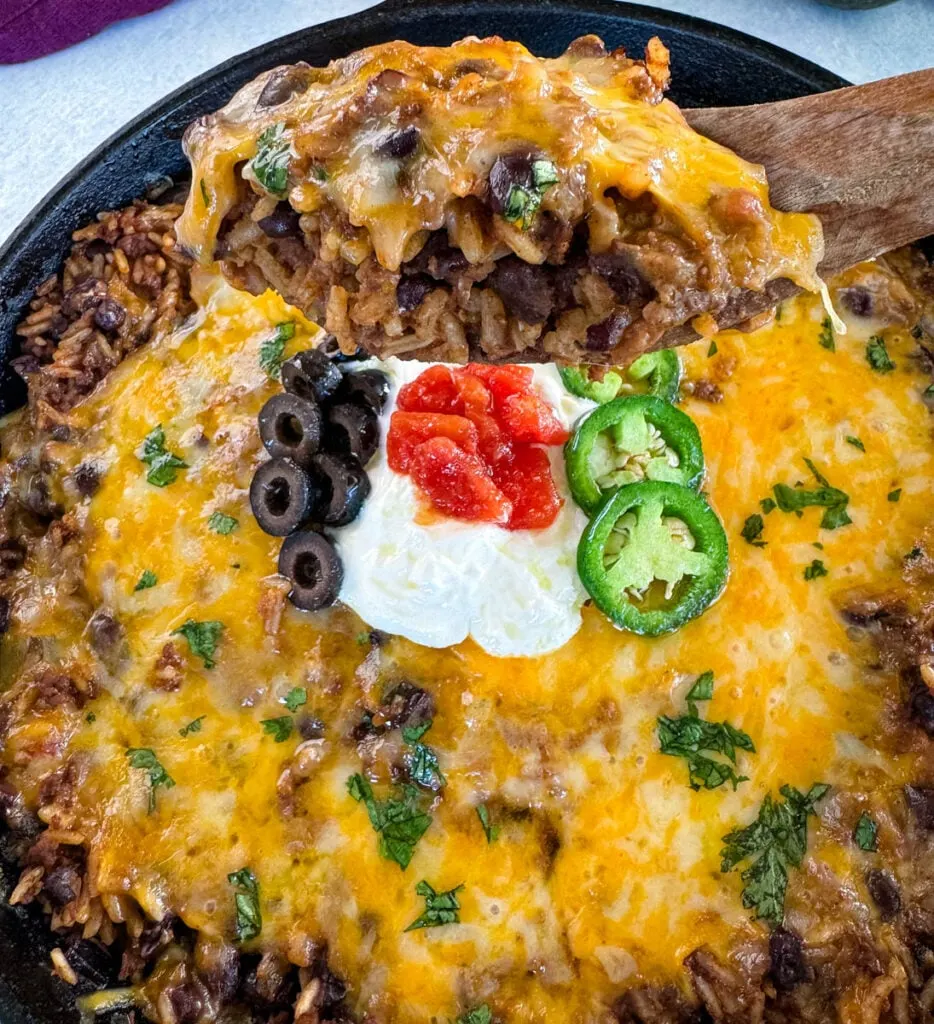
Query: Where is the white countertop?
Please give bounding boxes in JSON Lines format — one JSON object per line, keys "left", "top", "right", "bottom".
{"left": 0, "top": 0, "right": 931, "bottom": 245}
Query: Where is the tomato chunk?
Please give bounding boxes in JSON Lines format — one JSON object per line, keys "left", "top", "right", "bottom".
{"left": 387, "top": 412, "right": 479, "bottom": 472}
{"left": 498, "top": 392, "right": 570, "bottom": 445}
{"left": 492, "top": 444, "right": 564, "bottom": 530}
{"left": 409, "top": 437, "right": 512, "bottom": 525}
{"left": 397, "top": 365, "right": 459, "bottom": 413}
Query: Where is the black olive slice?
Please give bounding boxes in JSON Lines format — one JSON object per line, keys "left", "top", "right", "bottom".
{"left": 250, "top": 458, "right": 317, "bottom": 536}
{"left": 326, "top": 403, "right": 380, "bottom": 466}
{"left": 312, "top": 452, "right": 371, "bottom": 527}
{"left": 337, "top": 369, "right": 391, "bottom": 413}
{"left": 281, "top": 348, "right": 343, "bottom": 404}
{"left": 258, "top": 393, "right": 321, "bottom": 467}
{"left": 278, "top": 530, "right": 343, "bottom": 611}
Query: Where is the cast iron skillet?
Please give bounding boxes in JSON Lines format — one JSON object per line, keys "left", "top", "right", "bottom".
{"left": 0, "top": 0, "right": 846, "bottom": 1018}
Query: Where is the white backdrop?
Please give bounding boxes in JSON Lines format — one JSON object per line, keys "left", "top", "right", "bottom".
{"left": 0, "top": 0, "right": 932, "bottom": 243}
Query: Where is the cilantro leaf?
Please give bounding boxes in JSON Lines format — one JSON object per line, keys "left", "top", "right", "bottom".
{"left": 803, "top": 559, "right": 828, "bottom": 581}
{"left": 259, "top": 321, "right": 295, "bottom": 378}
{"left": 347, "top": 774, "right": 432, "bottom": 870}
{"left": 845, "top": 436, "right": 865, "bottom": 452}
{"left": 818, "top": 316, "right": 835, "bottom": 352}
{"left": 407, "top": 743, "right": 445, "bottom": 791}
{"left": 138, "top": 425, "right": 187, "bottom": 487}
{"left": 179, "top": 715, "right": 206, "bottom": 738}
{"left": 282, "top": 687, "right": 307, "bottom": 712}
{"left": 199, "top": 178, "right": 210, "bottom": 207}
{"left": 172, "top": 619, "right": 223, "bottom": 669}
{"left": 772, "top": 459, "right": 851, "bottom": 530}
{"left": 261, "top": 716, "right": 293, "bottom": 743}
{"left": 134, "top": 569, "right": 158, "bottom": 592}
{"left": 126, "top": 748, "right": 175, "bottom": 813}
{"left": 686, "top": 670, "right": 715, "bottom": 703}
{"left": 208, "top": 511, "right": 239, "bottom": 535}
{"left": 888, "top": 489, "right": 901, "bottom": 503}
{"left": 251, "top": 122, "right": 291, "bottom": 196}
{"left": 866, "top": 335, "right": 895, "bottom": 373}
{"left": 401, "top": 720, "right": 432, "bottom": 744}
{"left": 502, "top": 158, "right": 559, "bottom": 230}
{"left": 457, "top": 1007, "right": 492, "bottom": 1024}
{"left": 657, "top": 702, "right": 755, "bottom": 792}
{"left": 720, "top": 783, "right": 829, "bottom": 925}
{"left": 404, "top": 880, "right": 464, "bottom": 932}
{"left": 227, "top": 867, "right": 261, "bottom": 941}
{"left": 760, "top": 497, "right": 777, "bottom": 515}
{"left": 708, "top": 340, "right": 718, "bottom": 357}
{"left": 476, "top": 804, "right": 500, "bottom": 844}
{"left": 854, "top": 811, "right": 878, "bottom": 852}
{"left": 741, "top": 514, "right": 766, "bottom": 548}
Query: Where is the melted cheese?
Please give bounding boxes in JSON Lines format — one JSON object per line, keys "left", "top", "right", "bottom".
{"left": 1, "top": 271, "right": 932, "bottom": 1022}
{"left": 176, "top": 36, "right": 822, "bottom": 289}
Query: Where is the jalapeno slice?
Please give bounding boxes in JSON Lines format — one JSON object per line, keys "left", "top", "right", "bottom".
{"left": 559, "top": 350, "right": 681, "bottom": 405}
{"left": 565, "top": 395, "right": 704, "bottom": 514}
{"left": 578, "top": 480, "right": 728, "bottom": 636}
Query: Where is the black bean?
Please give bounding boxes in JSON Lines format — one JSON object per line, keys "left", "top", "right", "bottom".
{"left": 396, "top": 274, "right": 433, "bottom": 313}
{"left": 278, "top": 531, "right": 343, "bottom": 612}
{"left": 10, "top": 355, "right": 40, "bottom": 379}
{"left": 281, "top": 348, "right": 343, "bottom": 404}
{"left": 82, "top": 239, "right": 111, "bottom": 259}
{"left": 297, "top": 714, "right": 326, "bottom": 740}
{"left": 46, "top": 313, "right": 70, "bottom": 340}
{"left": 167, "top": 983, "right": 203, "bottom": 1024}
{"left": 910, "top": 672, "right": 934, "bottom": 736}
{"left": 866, "top": 869, "right": 901, "bottom": 920}
{"left": 43, "top": 865, "right": 79, "bottom": 907}
{"left": 0, "top": 597, "right": 9, "bottom": 635}
{"left": 376, "top": 124, "right": 420, "bottom": 159}
{"left": 840, "top": 286, "right": 874, "bottom": 319}
{"left": 74, "top": 462, "right": 102, "bottom": 497}
{"left": 380, "top": 682, "right": 434, "bottom": 730}
{"left": 138, "top": 915, "right": 175, "bottom": 960}
{"left": 258, "top": 202, "right": 302, "bottom": 238}
{"left": 311, "top": 452, "right": 370, "bottom": 527}
{"left": 769, "top": 927, "right": 810, "bottom": 991}
{"left": 116, "top": 234, "right": 158, "bottom": 259}
{"left": 490, "top": 256, "right": 555, "bottom": 323}
{"left": 258, "top": 393, "right": 321, "bottom": 468}
{"left": 250, "top": 458, "right": 317, "bottom": 537}
{"left": 326, "top": 403, "right": 380, "bottom": 466}
{"left": 93, "top": 298, "right": 126, "bottom": 333}
{"left": 488, "top": 150, "right": 536, "bottom": 214}
{"left": 257, "top": 66, "right": 311, "bottom": 108}
{"left": 590, "top": 249, "right": 652, "bottom": 303}
{"left": 62, "top": 278, "right": 106, "bottom": 316}
{"left": 586, "top": 310, "right": 631, "bottom": 351}
{"left": 23, "top": 475, "right": 60, "bottom": 521}
{"left": 88, "top": 610, "right": 122, "bottom": 653}
{"left": 905, "top": 784, "right": 934, "bottom": 830}
{"left": 62, "top": 937, "right": 119, "bottom": 992}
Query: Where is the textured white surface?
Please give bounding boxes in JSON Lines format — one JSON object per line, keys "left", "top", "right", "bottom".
{"left": 0, "top": 0, "right": 932, "bottom": 244}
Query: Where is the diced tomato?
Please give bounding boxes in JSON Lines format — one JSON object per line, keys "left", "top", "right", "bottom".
{"left": 397, "top": 365, "right": 460, "bottom": 413}
{"left": 492, "top": 444, "right": 564, "bottom": 530}
{"left": 387, "top": 412, "right": 479, "bottom": 472}
{"left": 464, "top": 363, "right": 534, "bottom": 389}
{"left": 453, "top": 371, "right": 492, "bottom": 418}
{"left": 468, "top": 411, "right": 511, "bottom": 466}
{"left": 409, "top": 437, "right": 512, "bottom": 525}
{"left": 498, "top": 392, "right": 570, "bottom": 445}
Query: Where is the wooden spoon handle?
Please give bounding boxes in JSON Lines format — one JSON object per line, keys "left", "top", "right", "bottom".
{"left": 685, "top": 69, "right": 934, "bottom": 273}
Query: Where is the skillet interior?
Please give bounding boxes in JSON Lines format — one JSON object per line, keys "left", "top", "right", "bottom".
{"left": 0, "top": 0, "right": 847, "bottom": 1018}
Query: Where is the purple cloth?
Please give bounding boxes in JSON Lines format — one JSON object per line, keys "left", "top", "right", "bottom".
{"left": 0, "top": 0, "right": 174, "bottom": 64}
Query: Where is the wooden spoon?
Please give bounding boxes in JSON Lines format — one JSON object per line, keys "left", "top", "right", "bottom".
{"left": 656, "top": 68, "right": 934, "bottom": 350}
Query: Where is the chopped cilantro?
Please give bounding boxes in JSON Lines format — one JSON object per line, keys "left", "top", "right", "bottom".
{"left": 138, "top": 425, "right": 187, "bottom": 487}
{"left": 283, "top": 687, "right": 307, "bottom": 712}
{"left": 854, "top": 812, "right": 878, "bottom": 852}
{"left": 741, "top": 513, "right": 767, "bottom": 548}
{"left": 250, "top": 122, "right": 290, "bottom": 196}
{"left": 803, "top": 559, "right": 828, "bottom": 581}
{"left": 720, "top": 783, "right": 829, "bottom": 925}
{"left": 134, "top": 569, "right": 158, "bottom": 592}
{"left": 126, "top": 748, "right": 175, "bottom": 813}
{"left": 818, "top": 316, "right": 835, "bottom": 352}
{"left": 179, "top": 715, "right": 205, "bottom": 737}
{"left": 888, "top": 489, "right": 902, "bottom": 503}
{"left": 925, "top": 384, "right": 934, "bottom": 398}
{"left": 845, "top": 436, "right": 865, "bottom": 452}
{"left": 172, "top": 619, "right": 223, "bottom": 669}
{"left": 708, "top": 340, "right": 718, "bottom": 357}
{"left": 208, "top": 511, "right": 238, "bottom": 534}
{"left": 503, "top": 159, "right": 559, "bottom": 230}
{"left": 347, "top": 774, "right": 432, "bottom": 870}
{"left": 760, "top": 497, "right": 777, "bottom": 515}
{"left": 457, "top": 1007, "right": 492, "bottom": 1024}
{"left": 657, "top": 674, "right": 754, "bottom": 792}
{"left": 404, "top": 879, "right": 464, "bottom": 932}
{"left": 199, "top": 178, "right": 210, "bottom": 207}
{"left": 310, "top": 164, "right": 329, "bottom": 182}
{"left": 407, "top": 742, "right": 445, "bottom": 791}
{"left": 261, "top": 716, "right": 293, "bottom": 743}
{"left": 85, "top": 712, "right": 96, "bottom": 724}
{"left": 907, "top": 546, "right": 924, "bottom": 562}
{"left": 866, "top": 335, "right": 895, "bottom": 373}
{"left": 401, "top": 721, "right": 432, "bottom": 744}
{"left": 476, "top": 804, "right": 500, "bottom": 844}
{"left": 227, "top": 867, "right": 261, "bottom": 941}
{"left": 259, "top": 321, "right": 295, "bottom": 378}
{"left": 772, "top": 458, "right": 851, "bottom": 530}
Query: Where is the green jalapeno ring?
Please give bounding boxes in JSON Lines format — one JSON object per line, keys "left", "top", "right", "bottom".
{"left": 565, "top": 395, "right": 705, "bottom": 515}
{"left": 578, "top": 480, "right": 729, "bottom": 636}
{"left": 559, "top": 350, "right": 681, "bottom": 405}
